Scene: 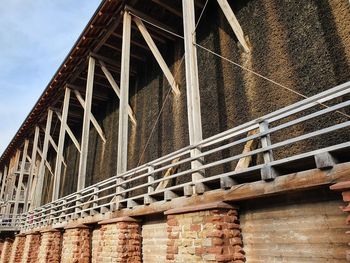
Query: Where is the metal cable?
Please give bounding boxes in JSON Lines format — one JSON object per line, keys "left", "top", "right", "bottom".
{"left": 129, "top": 12, "right": 350, "bottom": 119}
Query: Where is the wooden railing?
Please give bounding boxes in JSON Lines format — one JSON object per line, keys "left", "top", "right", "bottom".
{"left": 8, "top": 81, "right": 350, "bottom": 230}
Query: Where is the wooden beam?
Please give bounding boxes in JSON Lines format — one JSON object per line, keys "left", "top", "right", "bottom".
{"left": 78, "top": 56, "right": 95, "bottom": 191}
{"left": 24, "top": 126, "right": 39, "bottom": 212}
{"left": 99, "top": 60, "right": 137, "bottom": 125}
{"left": 73, "top": 89, "right": 107, "bottom": 143}
{"left": 151, "top": 0, "right": 182, "bottom": 17}
{"left": 54, "top": 111, "right": 81, "bottom": 152}
{"left": 112, "top": 32, "right": 150, "bottom": 51}
{"left": 125, "top": 5, "right": 178, "bottom": 41}
{"left": 259, "top": 121, "right": 277, "bottom": 180}
{"left": 0, "top": 166, "right": 8, "bottom": 200}
{"left": 33, "top": 109, "right": 53, "bottom": 208}
{"left": 182, "top": 0, "right": 205, "bottom": 194}
{"left": 13, "top": 139, "right": 29, "bottom": 217}
{"left": 52, "top": 87, "right": 71, "bottom": 202}
{"left": 103, "top": 42, "right": 146, "bottom": 61}
{"left": 216, "top": 0, "right": 250, "bottom": 53}
{"left": 117, "top": 11, "right": 132, "bottom": 176}
{"left": 134, "top": 17, "right": 180, "bottom": 95}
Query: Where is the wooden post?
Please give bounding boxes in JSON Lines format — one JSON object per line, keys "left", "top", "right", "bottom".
{"left": 13, "top": 140, "right": 29, "bottom": 218}
{"left": 24, "top": 126, "right": 39, "bottom": 212}
{"left": 259, "top": 121, "right": 277, "bottom": 180}
{"left": 133, "top": 17, "right": 180, "bottom": 95}
{"left": 216, "top": 0, "right": 250, "bottom": 53}
{"left": 33, "top": 109, "right": 53, "bottom": 208}
{"left": 182, "top": 0, "right": 205, "bottom": 194}
{"left": 6, "top": 150, "right": 21, "bottom": 217}
{"left": 0, "top": 166, "right": 8, "bottom": 200}
{"left": 78, "top": 56, "right": 95, "bottom": 191}
{"left": 52, "top": 87, "right": 71, "bottom": 201}
{"left": 117, "top": 11, "right": 132, "bottom": 176}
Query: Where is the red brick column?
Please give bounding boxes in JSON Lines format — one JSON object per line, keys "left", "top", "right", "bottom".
{"left": 8, "top": 234, "right": 26, "bottom": 263}
{"left": 96, "top": 216, "right": 142, "bottom": 262}
{"left": 61, "top": 224, "right": 90, "bottom": 263}
{"left": 331, "top": 181, "right": 350, "bottom": 261}
{"left": 165, "top": 201, "right": 245, "bottom": 263}
{"left": 0, "top": 237, "right": 14, "bottom": 263}
{"left": 21, "top": 232, "right": 41, "bottom": 263}
{"left": 0, "top": 238, "right": 5, "bottom": 259}
{"left": 37, "top": 229, "right": 62, "bottom": 263}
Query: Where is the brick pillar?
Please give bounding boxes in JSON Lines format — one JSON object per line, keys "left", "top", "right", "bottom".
{"left": 21, "top": 232, "right": 41, "bottom": 263}
{"left": 37, "top": 229, "right": 62, "bottom": 263}
{"left": 8, "top": 234, "right": 26, "bottom": 263}
{"left": 0, "top": 238, "right": 5, "bottom": 259}
{"left": 96, "top": 216, "right": 142, "bottom": 262}
{"left": 331, "top": 181, "right": 350, "bottom": 261}
{"left": 61, "top": 224, "right": 91, "bottom": 263}
{"left": 165, "top": 201, "right": 245, "bottom": 263}
{"left": 0, "top": 238, "right": 14, "bottom": 263}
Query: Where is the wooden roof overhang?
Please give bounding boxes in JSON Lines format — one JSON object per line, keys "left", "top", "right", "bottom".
{"left": 0, "top": 0, "right": 206, "bottom": 167}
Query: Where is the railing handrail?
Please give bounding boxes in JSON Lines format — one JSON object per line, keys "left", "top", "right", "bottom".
{"left": 13, "top": 80, "right": 350, "bottom": 229}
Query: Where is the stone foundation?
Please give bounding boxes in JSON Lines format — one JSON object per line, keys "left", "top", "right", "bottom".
{"left": 165, "top": 202, "right": 245, "bottom": 263}
{"left": 37, "top": 229, "right": 62, "bottom": 263}
{"left": 61, "top": 224, "right": 90, "bottom": 263}
{"left": 21, "top": 232, "right": 41, "bottom": 263}
{"left": 0, "top": 238, "right": 14, "bottom": 263}
{"left": 96, "top": 216, "right": 142, "bottom": 263}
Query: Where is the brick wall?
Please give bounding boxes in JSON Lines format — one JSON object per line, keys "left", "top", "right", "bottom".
{"left": 91, "top": 227, "right": 101, "bottom": 263}
{"left": 37, "top": 229, "right": 62, "bottom": 263}
{"left": 61, "top": 225, "right": 91, "bottom": 263}
{"left": 8, "top": 234, "right": 25, "bottom": 263}
{"left": 0, "top": 238, "right": 14, "bottom": 263}
{"left": 21, "top": 232, "right": 41, "bottom": 263}
{"left": 142, "top": 219, "right": 167, "bottom": 263}
{"left": 95, "top": 216, "right": 142, "bottom": 263}
{"left": 165, "top": 202, "right": 245, "bottom": 263}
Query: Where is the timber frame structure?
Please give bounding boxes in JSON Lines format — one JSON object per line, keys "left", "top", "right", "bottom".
{"left": 0, "top": 0, "right": 349, "bottom": 240}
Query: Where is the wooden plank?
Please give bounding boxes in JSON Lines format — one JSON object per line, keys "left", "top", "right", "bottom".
{"left": 155, "top": 158, "right": 180, "bottom": 190}
{"left": 99, "top": 60, "right": 137, "bottom": 125}
{"left": 33, "top": 109, "right": 53, "bottom": 208}
{"left": 117, "top": 11, "right": 132, "bottom": 176}
{"left": 216, "top": 0, "right": 250, "bottom": 53}
{"left": 133, "top": 17, "right": 180, "bottom": 95}
{"left": 182, "top": 0, "right": 205, "bottom": 194}
{"left": 24, "top": 126, "right": 39, "bottom": 212}
{"left": 55, "top": 111, "right": 81, "bottom": 152}
{"left": 52, "top": 87, "right": 71, "bottom": 201}
{"left": 78, "top": 56, "right": 95, "bottom": 191}
{"left": 73, "top": 89, "right": 107, "bottom": 143}
{"left": 0, "top": 166, "right": 8, "bottom": 200}
{"left": 259, "top": 121, "right": 277, "bottom": 180}
{"left": 13, "top": 140, "right": 28, "bottom": 218}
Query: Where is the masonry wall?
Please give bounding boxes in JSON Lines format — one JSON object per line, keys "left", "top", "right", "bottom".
{"left": 142, "top": 218, "right": 167, "bottom": 263}
{"left": 240, "top": 187, "right": 349, "bottom": 262}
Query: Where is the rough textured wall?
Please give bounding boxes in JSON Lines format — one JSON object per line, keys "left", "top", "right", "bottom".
{"left": 240, "top": 188, "right": 349, "bottom": 262}
{"left": 142, "top": 218, "right": 167, "bottom": 263}
{"left": 45, "top": 0, "right": 350, "bottom": 201}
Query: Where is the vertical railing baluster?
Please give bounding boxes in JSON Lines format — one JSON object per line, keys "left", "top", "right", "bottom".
{"left": 259, "top": 121, "right": 277, "bottom": 180}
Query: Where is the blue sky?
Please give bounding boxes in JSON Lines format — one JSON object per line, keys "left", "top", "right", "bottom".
{"left": 0, "top": 0, "right": 102, "bottom": 155}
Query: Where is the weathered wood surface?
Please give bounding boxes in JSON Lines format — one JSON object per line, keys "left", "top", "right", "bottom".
{"left": 48, "top": 162, "right": 350, "bottom": 229}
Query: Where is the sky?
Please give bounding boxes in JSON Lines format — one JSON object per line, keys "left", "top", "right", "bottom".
{"left": 0, "top": 0, "right": 102, "bottom": 155}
